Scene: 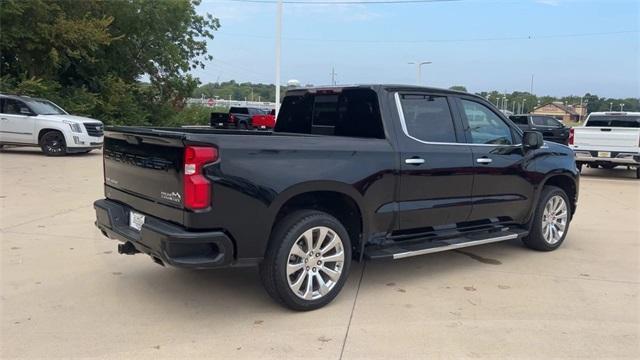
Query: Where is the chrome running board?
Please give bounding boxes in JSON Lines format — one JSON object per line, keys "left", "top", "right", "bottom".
{"left": 392, "top": 233, "right": 517, "bottom": 259}
{"left": 364, "top": 229, "right": 527, "bottom": 260}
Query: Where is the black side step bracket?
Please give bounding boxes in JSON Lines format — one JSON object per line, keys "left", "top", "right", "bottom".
{"left": 364, "top": 228, "right": 528, "bottom": 260}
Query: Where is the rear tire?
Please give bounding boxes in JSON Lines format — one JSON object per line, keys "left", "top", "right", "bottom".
{"left": 259, "top": 210, "right": 352, "bottom": 311}
{"left": 39, "top": 131, "right": 67, "bottom": 156}
{"left": 238, "top": 122, "right": 248, "bottom": 130}
{"left": 523, "top": 186, "right": 571, "bottom": 251}
{"left": 635, "top": 167, "right": 640, "bottom": 179}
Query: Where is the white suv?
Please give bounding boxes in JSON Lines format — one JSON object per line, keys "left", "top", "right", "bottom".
{"left": 0, "top": 94, "right": 104, "bottom": 156}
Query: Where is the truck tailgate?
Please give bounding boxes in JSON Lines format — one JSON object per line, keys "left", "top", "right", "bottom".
{"left": 103, "top": 129, "right": 185, "bottom": 209}
{"left": 573, "top": 127, "right": 640, "bottom": 149}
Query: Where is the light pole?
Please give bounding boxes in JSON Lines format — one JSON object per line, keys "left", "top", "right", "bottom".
{"left": 408, "top": 61, "right": 432, "bottom": 85}
{"left": 505, "top": 98, "right": 509, "bottom": 112}
{"left": 522, "top": 99, "right": 527, "bottom": 113}
{"left": 620, "top": 103, "right": 625, "bottom": 112}
{"left": 610, "top": 102, "right": 613, "bottom": 111}
{"left": 275, "top": 0, "right": 283, "bottom": 116}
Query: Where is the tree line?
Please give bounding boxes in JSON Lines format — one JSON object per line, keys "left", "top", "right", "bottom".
{"left": 0, "top": 0, "right": 218, "bottom": 126}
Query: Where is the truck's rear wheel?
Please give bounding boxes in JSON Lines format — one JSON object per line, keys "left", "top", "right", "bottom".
{"left": 259, "top": 210, "right": 351, "bottom": 311}
{"left": 39, "top": 130, "right": 67, "bottom": 156}
{"left": 523, "top": 186, "right": 571, "bottom": 251}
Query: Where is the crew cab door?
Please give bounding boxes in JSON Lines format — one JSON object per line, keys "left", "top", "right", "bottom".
{"left": 393, "top": 92, "right": 474, "bottom": 233}
{"left": 0, "top": 98, "right": 36, "bottom": 144}
{"left": 454, "top": 97, "right": 534, "bottom": 224}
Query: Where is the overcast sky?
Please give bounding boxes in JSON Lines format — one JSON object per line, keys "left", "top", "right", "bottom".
{"left": 192, "top": 0, "right": 639, "bottom": 98}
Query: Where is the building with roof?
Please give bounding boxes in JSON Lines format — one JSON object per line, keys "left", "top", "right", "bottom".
{"left": 531, "top": 102, "right": 587, "bottom": 123}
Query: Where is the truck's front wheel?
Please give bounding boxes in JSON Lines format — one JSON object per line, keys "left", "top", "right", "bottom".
{"left": 260, "top": 210, "right": 352, "bottom": 311}
{"left": 523, "top": 186, "right": 571, "bottom": 251}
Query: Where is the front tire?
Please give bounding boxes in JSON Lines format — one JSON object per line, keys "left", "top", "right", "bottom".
{"left": 523, "top": 186, "right": 571, "bottom": 251}
{"left": 39, "top": 131, "right": 67, "bottom": 156}
{"left": 259, "top": 210, "right": 352, "bottom": 311}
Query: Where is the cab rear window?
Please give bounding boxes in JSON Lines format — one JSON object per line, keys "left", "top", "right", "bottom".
{"left": 586, "top": 115, "right": 640, "bottom": 128}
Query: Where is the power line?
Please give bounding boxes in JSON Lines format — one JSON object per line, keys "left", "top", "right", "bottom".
{"left": 224, "top": 0, "right": 462, "bottom": 4}
{"left": 217, "top": 30, "right": 639, "bottom": 44}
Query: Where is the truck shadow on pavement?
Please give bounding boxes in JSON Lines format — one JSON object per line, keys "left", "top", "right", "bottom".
{"left": 114, "top": 239, "right": 533, "bottom": 313}
{"left": 0, "top": 147, "right": 102, "bottom": 157}
{"left": 580, "top": 167, "right": 638, "bottom": 181}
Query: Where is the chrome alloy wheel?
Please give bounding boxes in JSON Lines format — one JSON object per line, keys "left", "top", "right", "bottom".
{"left": 286, "top": 226, "right": 345, "bottom": 300}
{"left": 542, "top": 195, "right": 568, "bottom": 245}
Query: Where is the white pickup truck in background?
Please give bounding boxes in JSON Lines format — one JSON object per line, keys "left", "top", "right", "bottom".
{"left": 570, "top": 112, "right": 640, "bottom": 179}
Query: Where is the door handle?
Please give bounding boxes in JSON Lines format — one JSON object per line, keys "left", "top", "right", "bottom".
{"left": 476, "top": 157, "right": 493, "bottom": 164}
{"left": 405, "top": 157, "right": 425, "bottom": 165}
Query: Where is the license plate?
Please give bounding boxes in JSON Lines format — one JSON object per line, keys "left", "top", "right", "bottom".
{"left": 129, "top": 211, "right": 145, "bottom": 231}
{"left": 597, "top": 151, "right": 611, "bottom": 158}
{"left": 260, "top": 125, "right": 266, "bottom": 129}
{"left": 218, "top": 122, "right": 223, "bottom": 126}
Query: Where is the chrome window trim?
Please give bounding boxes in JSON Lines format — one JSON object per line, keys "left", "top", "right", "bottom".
{"left": 394, "top": 92, "right": 522, "bottom": 147}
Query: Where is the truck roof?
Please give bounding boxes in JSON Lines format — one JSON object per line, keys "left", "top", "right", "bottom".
{"left": 285, "top": 84, "right": 480, "bottom": 98}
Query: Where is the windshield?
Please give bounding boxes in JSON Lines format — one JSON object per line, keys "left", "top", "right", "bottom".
{"left": 586, "top": 115, "right": 640, "bottom": 128}
{"left": 25, "top": 99, "right": 67, "bottom": 115}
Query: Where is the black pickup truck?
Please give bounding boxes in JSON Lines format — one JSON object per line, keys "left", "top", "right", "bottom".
{"left": 509, "top": 114, "right": 571, "bottom": 145}
{"left": 94, "top": 85, "right": 579, "bottom": 310}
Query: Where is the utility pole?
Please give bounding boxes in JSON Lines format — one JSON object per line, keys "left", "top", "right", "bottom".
{"left": 408, "top": 61, "right": 432, "bottom": 85}
{"left": 275, "top": 0, "right": 283, "bottom": 116}
{"left": 330, "top": 66, "right": 337, "bottom": 86}
{"left": 530, "top": 74, "right": 534, "bottom": 94}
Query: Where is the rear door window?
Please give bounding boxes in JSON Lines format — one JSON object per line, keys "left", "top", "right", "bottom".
{"left": 533, "top": 116, "right": 563, "bottom": 127}
{"left": 230, "top": 107, "right": 248, "bottom": 115}
{"left": 399, "top": 94, "right": 457, "bottom": 143}
{"left": 509, "top": 116, "right": 529, "bottom": 125}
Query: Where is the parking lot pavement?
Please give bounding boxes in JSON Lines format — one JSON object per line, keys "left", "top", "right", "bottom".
{"left": 1, "top": 149, "right": 638, "bottom": 359}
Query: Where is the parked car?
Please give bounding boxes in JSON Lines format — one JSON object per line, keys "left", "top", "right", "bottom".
{"left": 0, "top": 94, "right": 104, "bottom": 155}
{"left": 210, "top": 107, "right": 271, "bottom": 129}
{"left": 94, "top": 85, "right": 579, "bottom": 310}
{"left": 509, "top": 114, "right": 570, "bottom": 145}
{"left": 570, "top": 112, "right": 640, "bottom": 178}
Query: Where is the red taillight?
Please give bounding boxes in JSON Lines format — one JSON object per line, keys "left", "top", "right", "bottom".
{"left": 228, "top": 114, "right": 236, "bottom": 123}
{"left": 569, "top": 128, "right": 574, "bottom": 145}
{"left": 183, "top": 146, "right": 217, "bottom": 210}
